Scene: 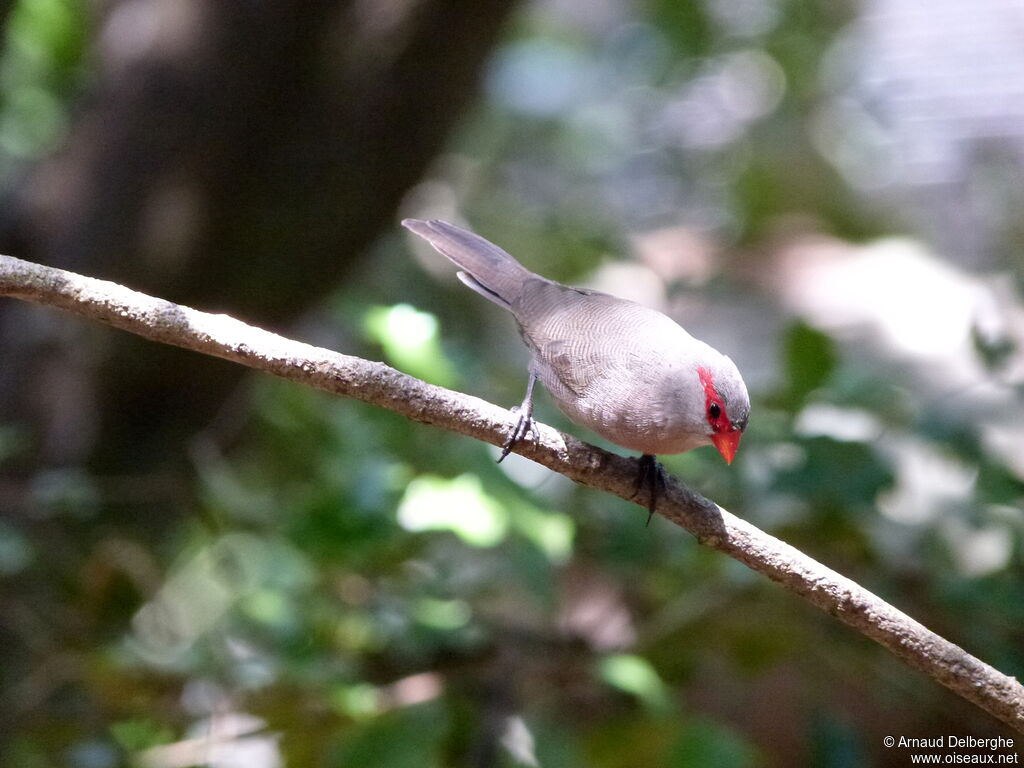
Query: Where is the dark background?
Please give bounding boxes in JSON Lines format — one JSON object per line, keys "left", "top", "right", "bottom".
{"left": 1, "top": 0, "right": 1022, "bottom": 765}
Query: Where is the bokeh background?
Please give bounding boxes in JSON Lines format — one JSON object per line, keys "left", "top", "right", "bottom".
{"left": 1, "top": 0, "right": 1022, "bottom": 765}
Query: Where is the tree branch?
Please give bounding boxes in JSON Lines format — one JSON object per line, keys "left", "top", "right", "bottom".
{"left": 1, "top": 253, "right": 1021, "bottom": 733}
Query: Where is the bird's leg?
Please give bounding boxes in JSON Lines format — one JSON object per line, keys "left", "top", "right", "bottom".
{"left": 498, "top": 373, "right": 538, "bottom": 463}
{"left": 633, "top": 454, "right": 667, "bottom": 525}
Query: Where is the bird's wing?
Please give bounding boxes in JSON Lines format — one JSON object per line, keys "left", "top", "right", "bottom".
{"left": 513, "top": 279, "right": 635, "bottom": 396}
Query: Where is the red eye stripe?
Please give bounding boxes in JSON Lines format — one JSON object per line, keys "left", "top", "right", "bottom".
{"left": 697, "top": 366, "right": 730, "bottom": 433}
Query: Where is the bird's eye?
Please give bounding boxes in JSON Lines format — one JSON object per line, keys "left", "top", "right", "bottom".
{"left": 709, "top": 403, "right": 721, "bottom": 419}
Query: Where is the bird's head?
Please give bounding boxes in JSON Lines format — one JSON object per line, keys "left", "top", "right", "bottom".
{"left": 696, "top": 357, "right": 749, "bottom": 464}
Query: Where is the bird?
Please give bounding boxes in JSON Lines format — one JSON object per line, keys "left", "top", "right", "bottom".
{"left": 403, "top": 218, "right": 750, "bottom": 515}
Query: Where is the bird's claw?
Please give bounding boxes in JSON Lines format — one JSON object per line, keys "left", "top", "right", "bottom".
{"left": 498, "top": 406, "right": 538, "bottom": 463}
{"left": 633, "top": 454, "right": 667, "bottom": 525}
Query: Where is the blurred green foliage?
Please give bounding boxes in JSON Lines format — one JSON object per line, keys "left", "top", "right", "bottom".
{"left": 0, "top": 0, "right": 85, "bottom": 161}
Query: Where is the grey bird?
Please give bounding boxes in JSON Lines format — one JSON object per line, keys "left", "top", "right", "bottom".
{"left": 403, "top": 219, "right": 750, "bottom": 512}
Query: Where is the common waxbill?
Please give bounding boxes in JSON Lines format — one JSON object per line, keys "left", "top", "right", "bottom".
{"left": 403, "top": 219, "right": 750, "bottom": 510}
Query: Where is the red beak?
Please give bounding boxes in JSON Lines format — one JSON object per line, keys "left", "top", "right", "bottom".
{"left": 711, "top": 430, "right": 742, "bottom": 464}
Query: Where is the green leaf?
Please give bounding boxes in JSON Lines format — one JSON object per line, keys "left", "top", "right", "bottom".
{"left": 782, "top": 320, "right": 838, "bottom": 408}
{"left": 396, "top": 474, "right": 508, "bottom": 547}
{"left": 109, "top": 719, "right": 174, "bottom": 753}
{"left": 363, "top": 304, "right": 458, "bottom": 387}
{"left": 668, "top": 716, "right": 759, "bottom": 768}
{"left": 598, "top": 654, "right": 673, "bottom": 714}
{"left": 334, "top": 703, "right": 447, "bottom": 768}
{"left": 773, "top": 436, "right": 893, "bottom": 511}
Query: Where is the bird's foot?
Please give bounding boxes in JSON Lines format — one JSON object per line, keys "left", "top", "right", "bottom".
{"left": 498, "top": 406, "right": 538, "bottom": 463}
{"left": 633, "top": 454, "right": 667, "bottom": 525}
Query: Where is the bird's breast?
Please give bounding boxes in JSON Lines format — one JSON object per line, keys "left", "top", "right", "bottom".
{"left": 548, "top": 385, "right": 709, "bottom": 455}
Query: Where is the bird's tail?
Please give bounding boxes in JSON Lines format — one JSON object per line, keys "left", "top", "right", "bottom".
{"left": 402, "top": 219, "right": 533, "bottom": 309}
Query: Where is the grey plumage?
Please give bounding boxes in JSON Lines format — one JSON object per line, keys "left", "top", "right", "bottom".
{"left": 403, "top": 218, "right": 750, "bottom": 460}
{"left": 403, "top": 219, "right": 530, "bottom": 309}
